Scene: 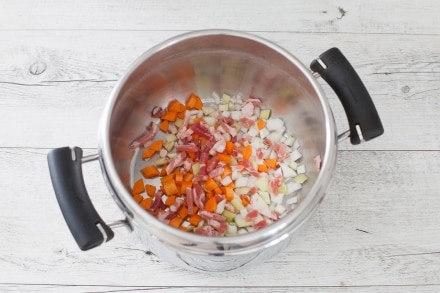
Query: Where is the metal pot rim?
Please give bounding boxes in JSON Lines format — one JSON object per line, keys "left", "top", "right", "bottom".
{"left": 98, "top": 29, "right": 337, "bottom": 255}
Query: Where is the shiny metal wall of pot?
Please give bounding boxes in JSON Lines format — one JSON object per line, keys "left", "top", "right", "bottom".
{"left": 47, "top": 30, "right": 383, "bottom": 271}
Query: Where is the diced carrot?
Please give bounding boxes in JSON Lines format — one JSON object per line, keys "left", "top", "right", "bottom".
{"left": 168, "top": 100, "right": 185, "bottom": 113}
{"left": 163, "top": 179, "right": 179, "bottom": 196}
{"left": 217, "top": 153, "right": 231, "bottom": 164}
{"left": 165, "top": 195, "right": 176, "bottom": 206}
{"left": 194, "top": 96, "right": 203, "bottom": 110}
{"left": 205, "top": 177, "right": 219, "bottom": 191}
{"left": 188, "top": 214, "right": 202, "bottom": 226}
{"left": 161, "top": 173, "right": 175, "bottom": 183}
{"left": 257, "top": 164, "right": 268, "bottom": 172}
{"left": 205, "top": 192, "right": 214, "bottom": 200}
{"left": 169, "top": 216, "right": 183, "bottom": 228}
{"left": 193, "top": 117, "right": 203, "bottom": 124}
{"left": 175, "top": 173, "right": 183, "bottom": 184}
{"left": 183, "top": 173, "right": 194, "bottom": 182}
{"left": 186, "top": 93, "right": 199, "bottom": 109}
{"left": 214, "top": 187, "right": 223, "bottom": 195}
{"left": 160, "top": 164, "right": 168, "bottom": 176}
{"left": 177, "top": 110, "right": 186, "bottom": 119}
{"left": 256, "top": 119, "right": 266, "bottom": 130}
{"left": 222, "top": 165, "right": 232, "bottom": 178}
{"left": 242, "top": 145, "right": 252, "bottom": 160}
{"left": 223, "top": 186, "right": 234, "bottom": 201}
{"left": 149, "top": 140, "right": 164, "bottom": 151}
{"left": 187, "top": 151, "right": 196, "bottom": 160}
{"left": 186, "top": 93, "right": 203, "bottom": 110}
{"left": 178, "top": 206, "right": 188, "bottom": 219}
{"left": 140, "top": 197, "right": 153, "bottom": 210}
{"left": 141, "top": 165, "right": 160, "bottom": 178}
{"left": 180, "top": 181, "right": 192, "bottom": 195}
{"left": 133, "top": 193, "right": 143, "bottom": 203}
{"left": 205, "top": 197, "right": 217, "bottom": 212}
{"left": 225, "top": 141, "right": 234, "bottom": 155}
{"left": 225, "top": 182, "right": 235, "bottom": 189}
{"left": 145, "top": 184, "right": 156, "bottom": 197}
{"left": 132, "top": 178, "right": 145, "bottom": 195}
{"left": 159, "top": 120, "right": 169, "bottom": 133}
{"left": 161, "top": 111, "right": 178, "bottom": 122}
{"left": 264, "top": 158, "right": 277, "bottom": 169}
{"left": 199, "top": 137, "right": 206, "bottom": 148}
{"left": 192, "top": 132, "right": 200, "bottom": 141}
{"left": 241, "top": 194, "right": 251, "bottom": 206}
{"left": 142, "top": 148, "right": 156, "bottom": 160}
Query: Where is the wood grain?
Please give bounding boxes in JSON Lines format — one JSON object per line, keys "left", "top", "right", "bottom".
{"left": 1, "top": 0, "right": 440, "bottom": 35}
{"left": 1, "top": 1, "right": 439, "bottom": 291}
{"left": 1, "top": 149, "right": 439, "bottom": 287}
{"left": 0, "top": 31, "right": 438, "bottom": 150}
{"left": 1, "top": 284, "right": 440, "bottom": 293}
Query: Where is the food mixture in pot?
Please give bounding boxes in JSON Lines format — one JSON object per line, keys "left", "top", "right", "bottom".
{"left": 130, "top": 92, "right": 316, "bottom": 236}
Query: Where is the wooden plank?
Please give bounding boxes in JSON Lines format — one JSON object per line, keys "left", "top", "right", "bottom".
{"left": 0, "top": 31, "right": 439, "bottom": 150}
{"left": 1, "top": 148, "right": 439, "bottom": 286}
{"left": 1, "top": 0, "right": 440, "bottom": 35}
{"left": 1, "top": 284, "right": 440, "bottom": 293}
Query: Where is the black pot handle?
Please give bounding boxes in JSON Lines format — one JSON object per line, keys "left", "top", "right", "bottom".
{"left": 310, "top": 47, "right": 384, "bottom": 144}
{"left": 47, "top": 147, "right": 114, "bottom": 250}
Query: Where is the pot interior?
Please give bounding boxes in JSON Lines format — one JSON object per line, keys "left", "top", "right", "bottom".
{"left": 104, "top": 31, "right": 332, "bottom": 235}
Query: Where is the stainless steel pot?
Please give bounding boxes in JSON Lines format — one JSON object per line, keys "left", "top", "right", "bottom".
{"left": 48, "top": 30, "right": 383, "bottom": 271}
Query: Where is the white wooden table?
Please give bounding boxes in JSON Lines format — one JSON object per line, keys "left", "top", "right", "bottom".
{"left": 1, "top": 1, "right": 440, "bottom": 292}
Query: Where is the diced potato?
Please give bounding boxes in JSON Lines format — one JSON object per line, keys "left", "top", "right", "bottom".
{"left": 203, "top": 116, "right": 216, "bottom": 126}
{"left": 165, "top": 134, "right": 177, "bottom": 142}
{"left": 231, "top": 198, "right": 245, "bottom": 211}
{"left": 259, "top": 109, "right": 271, "bottom": 119}
{"left": 222, "top": 92, "right": 232, "bottom": 104}
{"left": 222, "top": 210, "right": 236, "bottom": 222}
{"left": 258, "top": 191, "right": 271, "bottom": 205}
{"left": 155, "top": 157, "right": 168, "bottom": 166}
{"left": 174, "top": 118, "right": 183, "bottom": 128}
{"left": 294, "top": 174, "right": 308, "bottom": 184}
{"left": 202, "top": 106, "right": 215, "bottom": 115}
{"left": 275, "top": 204, "right": 286, "bottom": 215}
{"left": 234, "top": 214, "right": 253, "bottom": 227}
{"left": 164, "top": 141, "right": 175, "bottom": 152}
{"left": 192, "top": 162, "right": 200, "bottom": 176}
{"left": 255, "top": 176, "right": 269, "bottom": 192}
{"left": 218, "top": 104, "right": 229, "bottom": 111}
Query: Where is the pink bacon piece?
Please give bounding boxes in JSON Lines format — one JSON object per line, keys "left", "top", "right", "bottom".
{"left": 244, "top": 97, "right": 263, "bottom": 106}
{"left": 219, "top": 120, "right": 237, "bottom": 137}
{"left": 194, "top": 225, "right": 220, "bottom": 236}
{"left": 176, "top": 143, "right": 199, "bottom": 153}
{"left": 273, "top": 142, "right": 289, "bottom": 161}
{"left": 150, "top": 190, "right": 164, "bottom": 212}
{"left": 129, "top": 122, "right": 158, "bottom": 148}
{"left": 191, "top": 120, "right": 214, "bottom": 140}
{"left": 151, "top": 106, "right": 167, "bottom": 118}
{"left": 207, "top": 220, "right": 227, "bottom": 234}
{"left": 166, "top": 151, "right": 187, "bottom": 175}
{"left": 241, "top": 102, "right": 254, "bottom": 118}
{"left": 314, "top": 155, "right": 322, "bottom": 171}
{"left": 269, "top": 175, "right": 283, "bottom": 195}
{"left": 199, "top": 211, "right": 227, "bottom": 222}
{"left": 192, "top": 183, "right": 205, "bottom": 210}
{"left": 186, "top": 187, "right": 194, "bottom": 215}
{"left": 209, "top": 139, "right": 226, "bottom": 156}
{"left": 253, "top": 220, "right": 268, "bottom": 230}
{"left": 240, "top": 117, "right": 255, "bottom": 128}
